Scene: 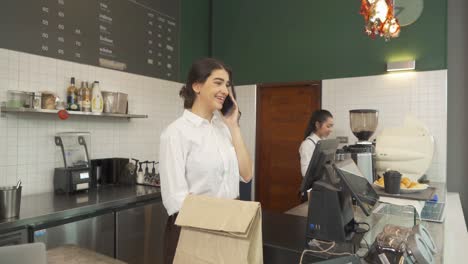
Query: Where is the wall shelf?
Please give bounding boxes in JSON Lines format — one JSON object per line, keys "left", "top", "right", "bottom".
{"left": 0, "top": 106, "right": 148, "bottom": 119}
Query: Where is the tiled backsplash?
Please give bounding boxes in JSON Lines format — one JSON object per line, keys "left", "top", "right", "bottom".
{"left": 0, "top": 48, "right": 258, "bottom": 196}
{"left": 322, "top": 70, "right": 447, "bottom": 182}
{"left": 0, "top": 48, "right": 184, "bottom": 195}
{"left": 0, "top": 48, "right": 447, "bottom": 195}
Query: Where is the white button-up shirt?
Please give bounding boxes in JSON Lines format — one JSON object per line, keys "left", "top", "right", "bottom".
{"left": 159, "top": 110, "right": 241, "bottom": 216}
{"left": 299, "top": 133, "right": 322, "bottom": 177}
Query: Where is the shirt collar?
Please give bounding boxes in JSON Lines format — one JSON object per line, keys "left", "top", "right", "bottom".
{"left": 309, "top": 133, "right": 322, "bottom": 142}
{"left": 183, "top": 109, "right": 218, "bottom": 126}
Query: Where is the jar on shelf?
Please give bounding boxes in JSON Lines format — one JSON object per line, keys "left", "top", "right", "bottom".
{"left": 7, "top": 90, "right": 34, "bottom": 108}
{"left": 41, "top": 92, "right": 57, "bottom": 110}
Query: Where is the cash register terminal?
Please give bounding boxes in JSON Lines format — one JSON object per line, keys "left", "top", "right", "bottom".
{"left": 300, "top": 139, "right": 379, "bottom": 244}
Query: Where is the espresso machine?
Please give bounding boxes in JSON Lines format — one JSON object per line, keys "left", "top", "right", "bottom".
{"left": 343, "top": 109, "right": 379, "bottom": 184}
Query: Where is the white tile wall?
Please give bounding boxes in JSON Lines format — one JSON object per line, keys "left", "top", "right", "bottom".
{"left": 0, "top": 49, "right": 259, "bottom": 196}
{"left": 322, "top": 70, "right": 447, "bottom": 182}
{"left": 235, "top": 84, "right": 257, "bottom": 198}
{"left": 0, "top": 48, "right": 447, "bottom": 194}
{"left": 0, "top": 48, "right": 184, "bottom": 195}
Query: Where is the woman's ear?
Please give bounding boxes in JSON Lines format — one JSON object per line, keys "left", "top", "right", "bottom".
{"left": 315, "top": 121, "right": 321, "bottom": 130}
{"left": 192, "top": 83, "right": 202, "bottom": 95}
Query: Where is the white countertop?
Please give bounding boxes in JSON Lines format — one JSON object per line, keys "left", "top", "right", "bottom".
{"left": 444, "top": 192, "right": 468, "bottom": 263}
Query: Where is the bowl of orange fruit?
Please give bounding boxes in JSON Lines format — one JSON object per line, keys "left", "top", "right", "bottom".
{"left": 373, "top": 176, "right": 428, "bottom": 193}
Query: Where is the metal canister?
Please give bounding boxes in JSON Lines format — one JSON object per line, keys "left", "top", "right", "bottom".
{"left": 6, "top": 90, "right": 34, "bottom": 108}
{"left": 0, "top": 186, "right": 22, "bottom": 219}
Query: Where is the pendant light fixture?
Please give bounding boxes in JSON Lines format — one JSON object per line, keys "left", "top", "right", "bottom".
{"left": 360, "top": 0, "right": 401, "bottom": 41}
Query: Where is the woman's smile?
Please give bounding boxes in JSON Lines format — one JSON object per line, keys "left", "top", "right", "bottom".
{"left": 215, "top": 94, "right": 226, "bottom": 105}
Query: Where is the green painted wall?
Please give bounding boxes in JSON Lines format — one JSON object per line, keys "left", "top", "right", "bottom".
{"left": 211, "top": 0, "right": 447, "bottom": 85}
{"left": 179, "top": 0, "right": 212, "bottom": 82}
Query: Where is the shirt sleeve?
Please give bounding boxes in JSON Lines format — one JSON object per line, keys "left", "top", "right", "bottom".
{"left": 299, "top": 140, "right": 316, "bottom": 177}
{"left": 159, "top": 130, "right": 189, "bottom": 216}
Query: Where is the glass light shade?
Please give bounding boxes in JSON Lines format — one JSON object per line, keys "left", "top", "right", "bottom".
{"left": 371, "top": 0, "right": 389, "bottom": 22}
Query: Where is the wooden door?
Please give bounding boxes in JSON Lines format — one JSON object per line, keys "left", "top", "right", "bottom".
{"left": 256, "top": 82, "right": 321, "bottom": 212}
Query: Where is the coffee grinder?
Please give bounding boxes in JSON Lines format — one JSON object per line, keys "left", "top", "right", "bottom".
{"left": 343, "top": 109, "right": 379, "bottom": 184}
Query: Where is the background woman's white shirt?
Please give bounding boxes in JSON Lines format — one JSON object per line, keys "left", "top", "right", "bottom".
{"left": 299, "top": 133, "right": 322, "bottom": 177}
{"left": 159, "top": 110, "right": 241, "bottom": 216}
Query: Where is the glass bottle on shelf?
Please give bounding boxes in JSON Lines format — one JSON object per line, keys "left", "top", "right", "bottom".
{"left": 66, "top": 77, "right": 79, "bottom": 111}
{"left": 80, "top": 81, "right": 92, "bottom": 112}
{"left": 77, "top": 81, "right": 84, "bottom": 111}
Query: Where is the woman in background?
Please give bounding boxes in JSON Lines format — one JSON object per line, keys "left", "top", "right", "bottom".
{"left": 299, "top": 110, "right": 334, "bottom": 178}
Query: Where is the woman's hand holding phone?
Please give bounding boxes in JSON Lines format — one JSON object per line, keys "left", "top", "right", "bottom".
{"left": 221, "top": 93, "right": 241, "bottom": 129}
{"left": 220, "top": 89, "right": 252, "bottom": 183}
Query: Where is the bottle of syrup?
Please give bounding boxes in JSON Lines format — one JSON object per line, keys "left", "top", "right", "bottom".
{"left": 66, "top": 77, "right": 79, "bottom": 111}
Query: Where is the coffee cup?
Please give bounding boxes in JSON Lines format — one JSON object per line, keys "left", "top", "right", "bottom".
{"left": 383, "top": 170, "right": 402, "bottom": 194}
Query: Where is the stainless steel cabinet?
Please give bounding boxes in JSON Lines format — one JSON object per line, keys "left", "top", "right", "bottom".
{"left": 32, "top": 212, "right": 115, "bottom": 258}
{"left": 116, "top": 201, "right": 167, "bottom": 264}
{"left": 0, "top": 228, "right": 28, "bottom": 246}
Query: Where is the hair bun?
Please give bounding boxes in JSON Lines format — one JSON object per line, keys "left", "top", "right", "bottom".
{"left": 179, "top": 85, "right": 188, "bottom": 98}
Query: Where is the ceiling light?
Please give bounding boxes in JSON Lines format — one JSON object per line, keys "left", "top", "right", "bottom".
{"left": 387, "top": 60, "right": 416, "bottom": 72}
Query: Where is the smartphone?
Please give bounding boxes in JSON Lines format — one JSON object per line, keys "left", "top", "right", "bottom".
{"left": 221, "top": 86, "right": 237, "bottom": 116}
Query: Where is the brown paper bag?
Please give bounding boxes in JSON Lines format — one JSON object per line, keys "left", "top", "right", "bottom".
{"left": 173, "top": 195, "right": 263, "bottom": 264}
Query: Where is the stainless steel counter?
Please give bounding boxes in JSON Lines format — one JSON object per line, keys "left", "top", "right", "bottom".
{"left": 0, "top": 184, "right": 161, "bottom": 233}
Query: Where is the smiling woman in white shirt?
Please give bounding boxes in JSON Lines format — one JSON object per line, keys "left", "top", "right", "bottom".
{"left": 299, "top": 110, "right": 334, "bottom": 178}
{"left": 159, "top": 58, "right": 253, "bottom": 264}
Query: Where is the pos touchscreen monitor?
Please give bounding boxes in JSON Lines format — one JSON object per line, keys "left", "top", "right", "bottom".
{"left": 299, "top": 139, "right": 339, "bottom": 193}
{"left": 334, "top": 159, "right": 379, "bottom": 216}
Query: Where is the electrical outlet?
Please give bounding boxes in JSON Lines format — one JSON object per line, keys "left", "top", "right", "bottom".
{"left": 336, "top": 136, "right": 348, "bottom": 144}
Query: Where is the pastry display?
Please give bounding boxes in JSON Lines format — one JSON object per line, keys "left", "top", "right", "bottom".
{"left": 375, "top": 176, "right": 425, "bottom": 189}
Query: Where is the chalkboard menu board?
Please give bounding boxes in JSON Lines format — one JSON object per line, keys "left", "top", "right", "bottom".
{"left": 0, "top": 0, "right": 180, "bottom": 81}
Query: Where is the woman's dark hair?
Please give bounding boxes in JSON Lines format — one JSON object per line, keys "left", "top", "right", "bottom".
{"left": 303, "top": 110, "right": 333, "bottom": 139}
{"left": 179, "top": 58, "right": 233, "bottom": 109}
